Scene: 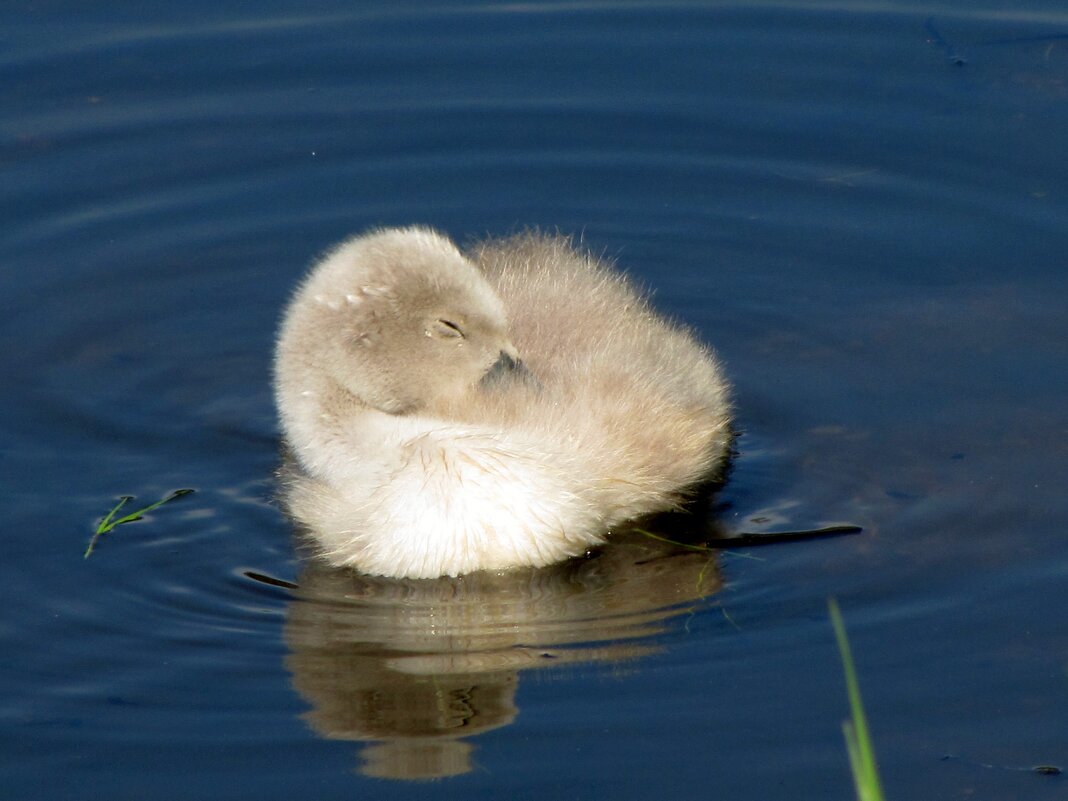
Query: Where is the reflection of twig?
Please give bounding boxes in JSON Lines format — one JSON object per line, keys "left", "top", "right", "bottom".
{"left": 84, "top": 489, "right": 194, "bottom": 558}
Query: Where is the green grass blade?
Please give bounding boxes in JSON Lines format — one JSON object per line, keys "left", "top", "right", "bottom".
{"left": 85, "top": 496, "right": 133, "bottom": 558}
{"left": 829, "top": 597, "right": 886, "bottom": 801}
{"left": 842, "top": 721, "right": 869, "bottom": 801}
{"left": 109, "top": 489, "right": 193, "bottom": 527}
{"left": 95, "top": 495, "right": 132, "bottom": 536}
{"left": 84, "top": 489, "right": 194, "bottom": 559}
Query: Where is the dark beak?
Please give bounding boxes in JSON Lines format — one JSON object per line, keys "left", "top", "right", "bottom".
{"left": 481, "top": 349, "right": 537, "bottom": 389}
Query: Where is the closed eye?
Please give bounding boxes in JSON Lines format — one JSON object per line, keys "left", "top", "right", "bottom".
{"left": 430, "top": 319, "right": 465, "bottom": 339}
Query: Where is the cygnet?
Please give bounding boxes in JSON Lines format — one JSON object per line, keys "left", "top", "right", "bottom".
{"left": 274, "top": 227, "right": 731, "bottom": 579}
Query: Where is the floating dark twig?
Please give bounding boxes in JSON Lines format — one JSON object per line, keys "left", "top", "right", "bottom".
{"left": 243, "top": 571, "right": 301, "bottom": 591}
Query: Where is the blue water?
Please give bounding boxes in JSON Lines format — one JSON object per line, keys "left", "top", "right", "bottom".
{"left": 2, "top": 2, "right": 1066, "bottom": 799}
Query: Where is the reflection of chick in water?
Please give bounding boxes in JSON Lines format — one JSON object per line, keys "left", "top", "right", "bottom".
{"left": 283, "top": 528, "right": 723, "bottom": 780}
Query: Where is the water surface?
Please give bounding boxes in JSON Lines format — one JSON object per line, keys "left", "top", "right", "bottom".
{"left": 2, "top": 2, "right": 1066, "bottom": 800}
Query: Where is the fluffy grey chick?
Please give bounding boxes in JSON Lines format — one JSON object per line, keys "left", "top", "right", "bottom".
{"left": 275, "top": 227, "right": 731, "bottom": 579}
